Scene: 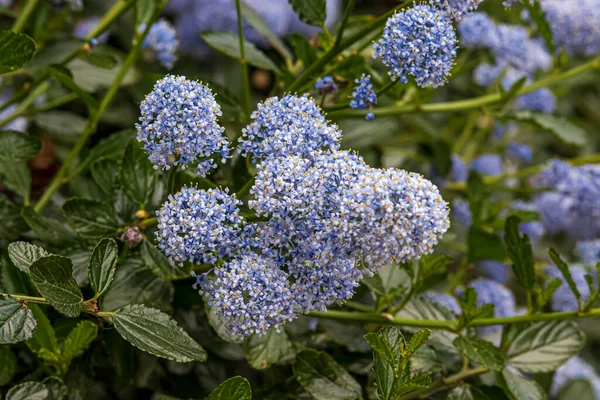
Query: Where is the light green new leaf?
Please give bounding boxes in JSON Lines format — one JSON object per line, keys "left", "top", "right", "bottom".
{"left": 26, "top": 304, "right": 58, "bottom": 353}
{"left": 30, "top": 255, "right": 83, "bottom": 317}
{"left": 62, "top": 320, "right": 98, "bottom": 363}
{"left": 207, "top": 376, "right": 252, "bottom": 400}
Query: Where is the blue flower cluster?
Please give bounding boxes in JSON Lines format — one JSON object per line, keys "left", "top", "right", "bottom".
{"left": 551, "top": 357, "right": 600, "bottom": 399}
{"left": 515, "top": 88, "right": 557, "bottom": 114}
{"left": 577, "top": 240, "right": 600, "bottom": 266}
{"left": 136, "top": 75, "right": 230, "bottom": 176}
{"left": 315, "top": 76, "right": 337, "bottom": 95}
{"left": 468, "top": 278, "right": 517, "bottom": 338}
{"left": 373, "top": 4, "right": 457, "bottom": 88}
{"left": 238, "top": 94, "right": 341, "bottom": 162}
{"left": 470, "top": 154, "right": 504, "bottom": 177}
{"left": 74, "top": 17, "right": 110, "bottom": 45}
{"left": 506, "top": 141, "right": 533, "bottom": 164}
{"left": 428, "top": 0, "right": 484, "bottom": 21}
{"left": 546, "top": 264, "right": 593, "bottom": 312}
{"left": 142, "top": 19, "right": 179, "bottom": 70}
{"left": 350, "top": 74, "right": 377, "bottom": 120}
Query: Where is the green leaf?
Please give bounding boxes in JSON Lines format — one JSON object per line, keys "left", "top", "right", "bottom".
{"left": 453, "top": 336, "right": 504, "bottom": 371}
{"left": 79, "top": 52, "right": 118, "bottom": 69}
{"left": 447, "top": 386, "right": 491, "bottom": 400}
{"left": 26, "top": 304, "right": 58, "bottom": 353}
{"left": 364, "top": 327, "right": 405, "bottom": 400}
{"left": 0, "top": 131, "right": 41, "bottom": 162}
{"left": 504, "top": 110, "right": 587, "bottom": 146}
{"left": 119, "top": 140, "right": 157, "bottom": 206}
{"left": 30, "top": 255, "right": 83, "bottom": 317}
{"left": 21, "top": 207, "right": 77, "bottom": 246}
{"left": 245, "top": 328, "right": 293, "bottom": 370}
{"left": 0, "top": 31, "right": 36, "bottom": 74}
{"left": 505, "top": 216, "right": 535, "bottom": 292}
{"left": 0, "top": 295, "right": 37, "bottom": 344}
{"left": 88, "top": 238, "right": 118, "bottom": 297}
{"left": 113, "top": 304, "right": 207, "bottom": 362}
{"left": 5, "top": 382, "right": 48, "bottom": 400}
{"left": 48, "top": 65, "right": 98, "bottom": 113}
{"left": 467, "top": 171, "right": 488, "bottom": 226}
{"left": 91, "top": 158, "right": 118, "bottom": 195}
{"left": 33, "top": 111, "right": 87, "bottom": 139}
{"left": 135, "top": 0, "right": 157, "bottom": 26}
{"left": 411, "top": 345, "right": 445, "bottom": 375}
{"left": 506, "top": 320, "right": 585, "bottom": 373}
{"left": 501, "top": 369, "right": 546, "bottom": 400}
{"left": 363, "top": 264, "right": 411, "bottom": 299}
{"left": 62, "top": 198, "right": 119, "bottom": 239}
{"left": 549, "top": 248, "right": 581, "bottom": 307}
{"left": 67, "top": 49, "right": 140, "bottom": 92}
{"left": 207, "top": 376, "right": 252, "bottom": 400}
{"left": 0, "top": 194, "right": 28, "bottom": 240}
{"left": 559, "top": 379, "right": 596, "bottom": 400}
{"left": 499, "top": 77, "right": 527, "bottom": 107}
{"left": 0, "top": 162, "right": 31, "bottom": 199}
{"left": 62, "top": 320, "right": 98, "bottom": 364}
{"left": 140, "top": 240, "right": 189, "bottom": 280}
{"left": 8, "top": 241, "right": 49, "bottom": 273}
{"left": 289, "top": 34, "right": 317, "bottom": 67}
{"left": 77, "top": 129, "right": 135, "bottom": 173}
{"left": 415, "top": 254, "right": 452, "bottom": 294}
{"left": 240, "top": 2, "right": 292, "bottom": 60}
{"left": 468, "top": 227, "right": 506, "bottom": 262}
{"left": 42, "top": 377, "right": 68, "bottom": 400}
{"left": 201, "top": 31, "right": 281, "bottom": 74}
{"left": 0, "top": 345, "right": 17, "bottom": 386}
{"left": 288, "top": 0, "right": 326, "bottom": 26}
{"left": 536, "top": 278, "right": 563, "bottom": 310}
{"left": 293, "top": 349, "right": 361, "bottom": 400}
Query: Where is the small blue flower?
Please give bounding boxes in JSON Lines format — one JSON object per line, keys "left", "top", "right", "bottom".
{"left": 350, "top": 74, "right": 377, "bottom": 120}
{"left": 315, "top": 76, "right": 337, "bottom": 95}
{"left": 551, "top": 357, "right": 600, "bottom": 400}
{"left": 452, "top": 198, "right": 472, "bottom": 226}
{"left": 239, "top": 94, "right": 341, "bottom": 162}
{"left": 373, "top": 4, "right": 457, "bottom": 88}
{"left": 459, "top": 12, "right": 496, "bottom": 47}
{"left": 74, "top": 17, "right": 110, "bottom": 44}
{"left": 507, "top": 141, "right": 533, "bottom": 164}
{"left": 141, "top": 19, "right": 179, "bottom": 70}
{"left": 451, "top": 154, "right": 468, "bottom": 182}
{"left": 136, "top": 75, "right": 230, "bottom": 176}
{"left": 546, "top": 264, "right": 594, "bottom": 312}
{"left": 422, "top": 291, "right": 461, "bottom": 314}
{"left": 429, "top": 0, "right": 484, "bottom": 21}
{"left": 576, "top": 240, "right": 600, "bottom": 266}
{"left": 516, "top": 89, "right": 557, "bottom": 114}
{"left": 470, "top": 154, "right": 504, "bottom": 176}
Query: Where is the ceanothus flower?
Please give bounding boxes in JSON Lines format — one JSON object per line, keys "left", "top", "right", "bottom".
{"left": 516, "top": 88, "right": 557, "bottom": 114}
{"left": 452, "top": 198, "right": 472, "bottom": 226}
{"left": 238, "top": 94, "right": 341, "bottom": 162}
{"left": 422, "top": 291, "right": 461, "bottom": 314}
{"left": 141, "top": 19, "right": 179, "bottom": 70}
{"left": 458, "top": 12, "right": 495, "bottom": 47}
{"left": 349, "top": 74, "right": 377, "bottom": 120}
{"left": 428, "top": 0, "right": 484, "bottom": 21}
{"left": 136, "top": 75, "right": 230, "bottom": 176}
{"left": 451, "top": 154, "right": 468, "bottom": 182}
{"left": 315, "top": 76, "right": 337, "bottom": 95}
{"left": 470, "top": 154, "right": 504, "bottom": 176}
{"left": 477, "top": 261, "right": 511, "bottom": 284}
{"left": 74, "top": 17, "right": 110, "bottom": 44}
{"left": 156, "top": 187, "right": 244, "bottom": 266}
{"left": 373, "top": 4, "right": 457, "bottom": 88}
{"left": 468, "top": 278, "right": 517, "bottom": 338}
{"left": 551, "top": 357, "right": 600, "bottom": 399}
{"left": 507, "top": 141, "right": 533, "bottom": 164}
{"left": 576, "top": 240, "right": 600, "bottom": 266}
{"left": 546, "top": 264, "right": 594, "bottom": 312}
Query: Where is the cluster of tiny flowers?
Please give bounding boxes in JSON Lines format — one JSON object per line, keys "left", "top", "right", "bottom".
{"left": 468, "top": 278, "right": 517, "bottom": 338}
{"left": 136, "top": 75, "right": 230, "bottom": 176}
{"left": 546, "top": 264, "right": 594, "bottom": 312}
{"left": 315, "top": 76, "right": 337, "bottom": 95}
{"left": 349, "top": 74, "right": 377, "bottom": 120}
{"left": 428, "top": 0, "right": 484, "bottom": 21}
{"left": 156, "top": 187, "right": 245, "bottom": 266}
{"left": 533, "top": 160, "right": 600, "bottom": 239}
{"left": 515, "top": 88, "right": 557, "bottom": 114}
{"left": 238, "top": 94, "right": 341, "bottom": 162}
{"left": 141, "top": 19, "right": 179, "bottom": 70}
{"left": 422, "top": 291, "right": 461, "bottom": 314}
{"left": 373, "top": 4, "right": 457, "bottom": 88}
{"left": 506, "top": 141, "right": 532, "bottom": 164}
{"left": 458, "top": 12, "right": 495, "bottom": 47}
{"left": 74, "top": 17, "right": 110, "bottom": 45}
{"left": 541, "top": 0, "right": 600, "bottom": 57}
{"left": 469, "top": 154, "right": 504, "bottom": 176}
{"left": 551, "top": 357, "right": 600, "bottom": 399}
{"left": 576, "top": 240, "right": 600, "bottom": 266}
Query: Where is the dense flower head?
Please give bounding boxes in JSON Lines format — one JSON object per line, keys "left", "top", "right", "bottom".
{"left": 315, "top": 76, "right": 337, "bottom": 95}
{"left": 156, "top": 187, "right": 244, "bottom": 266}
{"left": 136, "top": 75, "right": 230, "bottom": 176}
{"left": 422, "top": 291, "right": 461, "bottom": 314}
{"left": 541, "top": 0, "right": 600, "bottom": 57}
{"left": 546, "top": 264, "right": 594, "bottom": 312}
{"left": 470, "top": 154, "right": 504, "bottom": 176}
{"left": 468, "top": 278, "right": 517, "bottom": 337}
{"left": 142, "top": 19, "right": 179, "bottom": 70}
{"left": 428, "top": 0, "right": 484, "bottom": 21}
{"left": 238, "top": 94, "right": 341, "bottom": 162}
{"left": 507, "top": 141, "right": 533, "bottom": 163}
{"left": 576, "top": 240, "right": 600, "bottom": 266}
{"left": 516, "top": 88, "right": 556, "bottom": 114}
{"left": 452, "top": 198, "right": 472, "bottom": 226}
{"left": 551, "top": 357, "right": 600, "bottom": 399}
{"left": 349, "top": 74, "right": 377, "bottom": 120}
{"left": 373, "top": 4, "right": 457, "bottom": 88}
{"left": 458, "top": 12, "right": 495, "bottom": 47}
{"left": 74, "top": 17, "right": 110, "bottom": 44}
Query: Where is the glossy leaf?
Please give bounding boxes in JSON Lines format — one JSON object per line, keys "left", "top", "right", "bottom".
{"left": 501, "top": 369, "right": 546, "bottom": 400}
{"left": 7, "top": 241, "right": 48, "bottom": 273}
{"left": 0, "top": 295, "right": 37, "bottom": 344}
{"left": 30, "top": 255, "right": 83, "bottom": 317}
{"left": 62, "top": 198, "right": 119, "bottom": 239}
{"left": 454, "top": 336, "right": 504, "bottom": 371}
{"left": 207, "top": 376, "right": 252, "bottom": 400}
{"left": 88, "top": 238, "right": 118, "bottom": 297}
{"left": 0, "top": 31, "right": 36, "bottom": 74}
{"left": 119, "top": 140, "right": 157, "bottom": 206}
{"left": 244, "top": 328, "right": 293, "bottom": 370}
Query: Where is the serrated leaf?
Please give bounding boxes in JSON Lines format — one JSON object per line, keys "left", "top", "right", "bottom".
{"left": 77, "top": 129, "right": 135, "bottom": 173}
{"left": 0, "top": 295, "right": 37, "bottom": 344}
{"left": 26, "top": 304, "right": 58, "bottom": 353}
{"left": 88, "top": 238, "right": 118, "bottom": 297}
{"left": 113, "top": 304, "right": 207, "bottom": 362}
{"left": 62, "top": 320, "right": 98, "bottom": 363}
{"left": 140, "top": 240, "right": 189, "bottom": 280}
{"left": 0, "top": 161, "right": 31, "bottom": 199}
{"left": 405, "top": 329, "right": 431, "bottom": 360}
{"left": 119, "top": 140, "right": 157, "bottom": 207}
{"left": 549, "top": 249, "right": 581, "bottom": 307}
{"left": 504, "top": 110, "right": 586, "bottom": 146}
{"left": 21, "top": 207, "right": 77, "bottom": 246}
{"left": 454, "top": 336, "right": 504, "bottom": 371}
{"left": 201, "top": 31, "right": 281, "bottom": 74}
{"left": 501, "top": 369, "right": 546, "bottom": 400}
{"left": 244, "top": 328, "right": 292, "bottom": 370}
{"left": 207, "top": 376, "right": 252, "bottom": 400}
{"left": 0, "top": 131, "right": 41, "bottom": 161}
{"left": 506, "top": 320, "right": 585, "bottom": 373}
{"left": 505, "top": 216, "right": 535, "bottom": 292}
{"left": 30, "top": 255, "right": 83, "bottom": 318}
{"left": 91, "top": 158, "right": 118, "bottom": 195}
{"left": 0, "top": 31, "right": 37, "bottom": 74}
{"left": 365, "top": 327, "right": 403, "bottom": 366}
{"left": 0, "top": 345, "right": 17, "bottom": 385}
{"left": 288, "top": 0, "right": 326, "bottom": 26}
{"left": 5, "top": 382, "right": 48, "bottom": 400}
{"left": 240, "top": 2, "right": 292, "bottom": 60}
{"left": 293, "top": 349, "right": 361, "bottom": 400}
{"left": 7, "top": 241, "right": 48, "bottom": 273}
{"left": 559, "top": 379, "right": 595, "bottom": 400}
{"left": 48, "top": 65, "right": 97, "bottom": 113}
{"left": 62, "top": 198, "right": 119, "bottom": 239}
{"left": 468, "top": 227, "right": 506, "bottom": 262}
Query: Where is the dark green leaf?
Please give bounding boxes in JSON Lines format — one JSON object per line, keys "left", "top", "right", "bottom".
{"left": 88, "top": 238, "right": 118, "bottom": 297}
{"left": 33, "top": 111, "right": 87, "bottom": 139}
{"left": 5, "top": 382, "right": 48, "bottom": 400}
{"left": 30, "top": 255, "right": 83, "bottom": 317}
{"left": 21, "top": 207, "right": 77, "bottom": 246}
{"left": 289, "top": 34, "right": 317, "bottom": 67}
{"left": 549, "top": 248, "right": 581, "bottom": 307}
{"left": 113, "top": 304, "right": 208, "bottom": 362}
{"left": 140, "top": 240, "right": 189, "bottom": 280}
{"left": 91, "top": 158, "right": 118, "bottom": 195}
{"left": 559, "top": 379, "right": 595, "bottom": 400}
{"left": 26, "top": 304, "right": 58, "bottom": 353}
{"left": 8, "top": 241, "right": 48, "bottom": 273}
{"left": 67, "top": 49, "right": 140, "bottom": 92}
{"left": 201, "top": 31, "right": 281, "bottom": 74}
{"left": 0, "top": 162, "right": 30, "bottom": 199}
{"left": 48, "top": 65, "right": 98, "bottom": 113}
{"left": 453, "top": 336, "right": 504, "bottom": 371}
{"left": 415, "top": 254, "right": 452, "bottom": 293}
{"left": 411, "top": 345, "right": 445, "bottom": 375}
{"left": 0, "top": 194, "right": 28, "bottom": 240}
{"left": 0, "top": 295, "right": 37, "bottom": 344}
{"left": 0, "top": 131, "right": 41, "bottom": 161}
{"left": 240, "top": 2, "right": 293, "bottom": 60}
{"left": 501, "top": 369, "right": 545, "bottom": 400}
{"left": 0, "top": 252, "right": 37, "bottom": 295}
{"left": 79, "top": 52, "right": 118, "bottom": 69}
{"left": 288, "top": 0, "right": 326, "bottom": 26}
{"left": 293, "top": 349, "right": 361, "bottom": 400}
{"left": 61, "top": 320, "right": 98, "bottom": 363}
{"left": 0, "top": 345, "right": 17, "bottom": 386}
{"left": 363, "top": 264, "right": 411, "bottom": 299}
{"left": 207, "top": 376, "right": 252, "bottom": 400}
{"left": 245, "top": 328, "right": 293, "bottom": 370}
{"left": 42, "top": 377, "right": 68, "bottom": 400}
{"left": 135, "top": 0, "right": 157, "bottom": 26}
{"left": 77, "top": 129, "right": 135, "bottom": 173}
{"left": 467, "top": 171, "right": 487, "bottom": 226}
{"left": 468, "top": 227, "right": 506, "bottom": 262}
{"left": 504, "top": 110, "right": 587, "bottom": 146}
{"left": 505, "top": 216, "right": 535, "bottom": 291}
{"left": 0, "top": 31, "right": 36, "bottom": 74}
{"left": 62, "top": 198, "right": 119, "bottom": 239}
{"left": 119, "top": 140, "right": 157, "bottom": 206}
{"left": 506, "top": 320, "right": 585, "bottom": 373}
{"left": 364, "top": 327, "right": 406, "bottom": 400}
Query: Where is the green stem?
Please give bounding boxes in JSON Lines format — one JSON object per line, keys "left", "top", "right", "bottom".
{"left": 26, "top": 93, "right": 78, "bottom": 115}
{"left": 0, "top": 80, "right": 48, "bottom": 128}
{"left": 399, "top": 367, "right": 488, "bottom": 400}
{"left": 334, "top": 0, "right": 356, "bottom": 47}
{"left": 7, "top": 294, "right": 49, "bottom": 305}
{"left": 236, "top": 176, "right": 255, "bottom": 199}
{"left": 235, "top": 0, "right": 252, "bottom": 116}
{"left": 11, "top": 0, "right": 39, "bottom": 33}
{"left": 329, "top": 55, "right": 600, "bottom": 119}
{"left": 445, "top": 257, "right": 470, "bottom": 294}
{"left": 138, "top": 216, "right": 158, "bottom": 229}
